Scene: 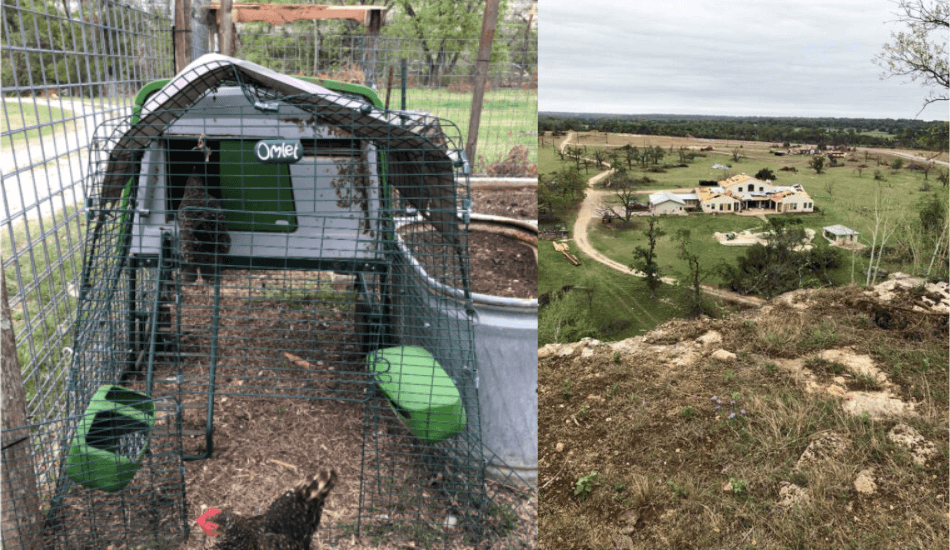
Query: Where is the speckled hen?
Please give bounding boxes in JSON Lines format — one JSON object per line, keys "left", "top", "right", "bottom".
{"left": 214, "top": 470, "right": 337, "bottom": 550}
{"left": 178, "top": 176, "right": 230, "bottom": 284}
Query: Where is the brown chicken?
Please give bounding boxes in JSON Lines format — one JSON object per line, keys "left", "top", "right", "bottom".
{"left": 178, "top": 176, "right": 230, "bottom": 284}
{"left": 213, "top": 470, "right": 337, "bottom": 550}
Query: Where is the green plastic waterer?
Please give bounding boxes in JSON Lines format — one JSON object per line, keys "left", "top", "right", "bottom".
{"left": 367, "top": 346, "right": 465, "bottom": 443}
{"left": 66, "top": 385, "right": 155, "bottom": 492}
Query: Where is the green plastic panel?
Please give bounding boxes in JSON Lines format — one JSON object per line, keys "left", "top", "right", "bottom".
{"left": 367, "top": 346, "right": 465, "bottom": 443}
{"left": 66, "top": 385, "right": 155, "bottom": 492}
{"left": 218, "top": 140, "right": 298, "bottom": 232}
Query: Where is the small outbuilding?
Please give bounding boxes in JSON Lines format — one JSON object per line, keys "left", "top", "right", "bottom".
{"left": 823, "top": 224, "right": 860, "bottom": 245}
{"left": 649, "top": 191, "right": 687, "bottom": 215}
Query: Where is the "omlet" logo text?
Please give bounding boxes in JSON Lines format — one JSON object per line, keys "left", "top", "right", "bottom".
{"left": 254, "top": 139, "right": 303, "bottom": 164}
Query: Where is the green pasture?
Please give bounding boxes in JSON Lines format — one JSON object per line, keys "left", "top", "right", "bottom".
{"left": 539, "top": 240, "right": 691, "bottom": 345}
{"left": 404, "top": 88, "right": 537, "bottom": 171}
{"left": 1, "top": 99, "right": 80, "bottom": 150}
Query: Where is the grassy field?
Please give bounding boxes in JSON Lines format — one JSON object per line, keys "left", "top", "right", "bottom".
{"left": 573, "top": 132, "right": 949, "bottom": 286}
{"left": 539, "top": 239, "right": 695, "bottom": 345}
{"left": 405, "top": 88, "right": 537, "bottom": 172}
{"left": 1, "top": 99, "right": 81, "bottom": 149}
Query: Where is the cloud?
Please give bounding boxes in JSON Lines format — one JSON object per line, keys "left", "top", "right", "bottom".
{"left": 540, "top": 0, "right": 949, "bottom": 120}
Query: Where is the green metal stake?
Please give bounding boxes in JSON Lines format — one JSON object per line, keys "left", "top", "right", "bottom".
{"left": 401, "top": 58, "right": 407, "bottom": 111}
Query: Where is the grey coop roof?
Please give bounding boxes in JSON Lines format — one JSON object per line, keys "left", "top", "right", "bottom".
{"left": 99, "top": 53, "right": 463, "bottom": 243}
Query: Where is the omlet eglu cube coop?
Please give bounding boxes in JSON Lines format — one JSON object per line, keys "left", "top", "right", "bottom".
{"left": 50, "top": 54, "right": 533, "bottom": 548}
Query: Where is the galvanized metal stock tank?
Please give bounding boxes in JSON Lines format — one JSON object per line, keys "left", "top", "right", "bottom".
{"left": 394, "top": 214, "right": 538, "bottom": 486}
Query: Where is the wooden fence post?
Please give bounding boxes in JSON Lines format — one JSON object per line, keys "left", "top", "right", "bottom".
{"left": 1, "top": 269, "right": 43, "bottom": 550}
{"left": 174, "top": 0, "right": 193, "bottom": 73}
{"left": 219, "top": 0, "right": 235, "bottom": 57}
{"left": 466, "top": 0, "right": 500, "bottom": 168}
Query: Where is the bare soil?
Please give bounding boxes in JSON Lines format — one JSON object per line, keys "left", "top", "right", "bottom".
{"left": 470, "top": 230, "right": 537, "bottom": 299}
{"left": 470, "top": 187, "right": 538, "bottom": 221}
{"left": 113, "top": 268, "right": 535, "bottom": 549}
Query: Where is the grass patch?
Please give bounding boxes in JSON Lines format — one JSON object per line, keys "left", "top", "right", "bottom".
{"left": 404, "top": 88, "right": 537, "bottom": 172}
{"left": 539, "top": 240, "right": 690, "bottom": 344}
{"left": 1, "top": 99, "right": 81, "bottom": 149}
{"left": 3, "top": 205, "right": 86, "bottom": 411}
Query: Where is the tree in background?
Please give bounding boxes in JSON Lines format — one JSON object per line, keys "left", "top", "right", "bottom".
{"left": 755, "top": 168, "right": 777, "bottom": 181}
{"left": 633, "top": 217, "right": 665, "bottom": 299}
{"left": 385, "top": 0, "right": 510, "bottom": 86}
{"left": 809, "top": 155, "right": 825, "bottom": 174}
{"left": 875, "top": 0, "right": 949, "bottom": 113}
{"left": 676, "top": 229, "right": 712, "bottom": 318}
{"left": 720, "top": 218, "right": 841, "bottom": 299}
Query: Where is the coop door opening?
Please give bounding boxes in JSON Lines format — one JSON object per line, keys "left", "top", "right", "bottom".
{"left": 164, "top": 138, "right": 298, "bottom": 232}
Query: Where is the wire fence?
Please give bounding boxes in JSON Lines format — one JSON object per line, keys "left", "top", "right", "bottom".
{"left": 233, "top": 29, "right": 538, "bottom": 175}
{"left": 1, "top": 0, "right": 176, "bottom": 445}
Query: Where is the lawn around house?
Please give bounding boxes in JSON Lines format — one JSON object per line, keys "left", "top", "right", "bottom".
{"left": 539, "top": 240, "right": 692, "bottom": 345}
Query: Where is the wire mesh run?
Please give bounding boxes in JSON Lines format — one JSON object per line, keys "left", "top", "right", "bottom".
{"left": 0, "top": 395, "right": 187, "bottom": 550}
{"left": 62, "top": 55, "right": 529, "bottom": 547}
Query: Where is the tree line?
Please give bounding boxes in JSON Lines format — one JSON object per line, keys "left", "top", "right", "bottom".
{"left": 539, "top": 114, "right": 949, "bottom": 151}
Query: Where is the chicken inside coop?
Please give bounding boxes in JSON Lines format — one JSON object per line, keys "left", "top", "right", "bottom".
{"left": 177, "top": 174, "right": 231, "bottom": 284}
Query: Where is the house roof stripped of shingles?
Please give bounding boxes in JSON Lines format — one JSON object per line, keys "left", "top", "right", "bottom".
{"left": 649, "top": 191, "right": 686, "bottom": 205}
{"left": 718, "top": 173, "right": 755, "bottom": 187}
{"left": 824, "top": 224, "right": 859, "bottom": 236}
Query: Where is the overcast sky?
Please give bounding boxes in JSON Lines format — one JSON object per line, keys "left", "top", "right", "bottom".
{"left": 540, "top": 0, "right": 949, "bottom": 121}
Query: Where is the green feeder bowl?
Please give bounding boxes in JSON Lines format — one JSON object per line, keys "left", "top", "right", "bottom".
{"left": 66, "top": 385, "right": 155, "bottom": 492}
{"left": 367, "top": 346, "right": 466, "bottom": 443}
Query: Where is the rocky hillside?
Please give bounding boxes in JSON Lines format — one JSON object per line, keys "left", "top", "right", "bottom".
{"left": 539, "top": 274, "right": 948, "bottom": 549}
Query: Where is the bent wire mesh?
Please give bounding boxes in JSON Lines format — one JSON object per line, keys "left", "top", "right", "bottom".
{"left": 63, "top": 55, "right": 532, "bottom": 547}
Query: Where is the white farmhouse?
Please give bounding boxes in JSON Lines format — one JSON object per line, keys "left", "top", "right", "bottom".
{"left": 697, "top": 187, "right": 741, "bottom": 213}
{"left": 770, "top": 189, "right": 814, "bottom": 213}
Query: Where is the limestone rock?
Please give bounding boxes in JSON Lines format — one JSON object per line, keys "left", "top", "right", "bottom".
{"left": 710, "top": 349, "right": 737, "bottom": 362}
{"left": 778, "top": 483, "right": 810, "bottom": 508}
{"left": 854, "top": 468, "right": 877, "bottom": 495}
{"left": 887, "top": 423, "right": 936, "bottom": 466}
{"left": 842, "top": 392, "right": 917, "bottom": 419}
{"left": 796, "top": 432, "right": 848, "bottom": 469}
{"left": 695, "top": 330, "right": 723, "bottom": 348}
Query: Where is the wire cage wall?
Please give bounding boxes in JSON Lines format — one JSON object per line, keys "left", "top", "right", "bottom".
{"left": 1, "top": 395, "right": 188, "bottom": 550}
{"left": 58, "top": 54, "right": 533, "bottom": 547}
{"left": 232, "top": 30, "right": 538, "bottom": 176}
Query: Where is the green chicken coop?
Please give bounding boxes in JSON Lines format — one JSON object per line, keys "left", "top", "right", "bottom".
{"left": 61, "top": 53, "right": 522, "bottom": 547}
